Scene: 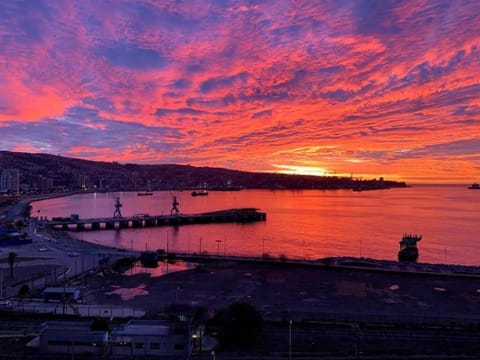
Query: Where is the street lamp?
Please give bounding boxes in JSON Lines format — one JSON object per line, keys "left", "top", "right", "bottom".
{"left": 289, "top": 319, "right": 292, "bottom": 360}
{"left": 166, "top": 230, "right": 170, "bottom": 255}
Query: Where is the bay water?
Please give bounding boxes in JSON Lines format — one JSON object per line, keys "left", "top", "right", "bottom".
{"left": 30, "top": 185, "right": 480, "bottom": 266}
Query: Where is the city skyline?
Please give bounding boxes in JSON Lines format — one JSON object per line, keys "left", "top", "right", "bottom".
{"left": 1, "top": 1, "right": 479, "bottom": 183}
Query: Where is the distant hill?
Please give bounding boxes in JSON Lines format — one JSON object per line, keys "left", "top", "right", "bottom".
{"left": 0, "top": 151, "right": 406, "bottom": 192}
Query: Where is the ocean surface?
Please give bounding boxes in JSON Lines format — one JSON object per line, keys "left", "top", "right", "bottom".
{"left": 30, "top": 185, "right": 480, "bottom": 266}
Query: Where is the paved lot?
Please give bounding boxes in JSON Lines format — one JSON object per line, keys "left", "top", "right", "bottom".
{"left": 0, "top": 218, "right": 130, "bottom": 298}
{"left": 85, "top": 259, "right": 480, "bottom": 325}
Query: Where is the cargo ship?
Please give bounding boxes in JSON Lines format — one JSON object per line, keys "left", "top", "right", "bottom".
{"left": 468, "top": 182, "right": 479, "bottom": 189}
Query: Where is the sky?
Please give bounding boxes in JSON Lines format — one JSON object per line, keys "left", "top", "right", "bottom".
{"left": 0, "top": 0, "right": 479, "bottom": 183}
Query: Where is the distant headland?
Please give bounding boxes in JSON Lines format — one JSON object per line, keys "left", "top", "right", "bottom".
{"left": 0, "top": 151, "right": 407, "bottom": 193}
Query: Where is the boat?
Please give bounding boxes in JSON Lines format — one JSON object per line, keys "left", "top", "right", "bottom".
{"left": 137, "top": 192, "right": 153, "bottom": 196}
{"left": 468, "top": 182, "right": 480, "bottom": 189}
{"left": 191, "top": 189, "right": 208, "bottom": 197}
{"left": 398, "top": 234, "right": 422, "bottom": 262}
{"left": 352, "top": 186, "right": 364, "bottom": 192}
{"left": 192, "top": 183, "right": 209, "bottom": 196}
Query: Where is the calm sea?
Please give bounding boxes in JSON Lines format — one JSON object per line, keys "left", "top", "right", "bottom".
{"left": 30, "top": 185, "right": 480, "bottom": 266}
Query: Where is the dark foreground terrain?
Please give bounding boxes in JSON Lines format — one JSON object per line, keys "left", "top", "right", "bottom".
{"left": 2, "top": 258, "right": 480, "bottom": 359}
{"left": 84, "top": 259, "right": 480, "bottom": 358}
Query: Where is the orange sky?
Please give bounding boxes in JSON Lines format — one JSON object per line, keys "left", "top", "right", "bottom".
{"left": 0, "top": 0, "right": 479, "bottom": 183}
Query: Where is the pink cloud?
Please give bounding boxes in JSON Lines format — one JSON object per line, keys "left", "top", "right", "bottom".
{"left": 0, "top": 0, "right": 479, "bottom": 182}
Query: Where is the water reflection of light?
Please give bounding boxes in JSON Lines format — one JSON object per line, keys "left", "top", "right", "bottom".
{"left": 33, "top": 187, "right": 480, "bottom": 266}
{"left": 125, "top": 260, "right": 197, "bottom": 277}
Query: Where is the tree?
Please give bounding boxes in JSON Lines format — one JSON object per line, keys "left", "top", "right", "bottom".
{"left": 8, "top": 252, "right": 17, "bottom": 279}
{"left": 90, "top": 318, "right": 110, "bottom": 332}
{"left": 18, "top": 284, "right": 29, "bottom": 298}
{"left": 208, "top": 302, "right": 264, "bottom": 349}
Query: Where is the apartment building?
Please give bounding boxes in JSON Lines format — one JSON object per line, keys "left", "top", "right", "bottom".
{"left": 0, "top": 168, "right": 19, "bottom": 194}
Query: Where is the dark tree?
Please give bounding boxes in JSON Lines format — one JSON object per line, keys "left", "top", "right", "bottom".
{"left": 208, "top": 302, "right": 263, "bottom": 349}
{"left": 90, "top": 318, "right": 110, "bottom": 332}
{"left": 112, "top": 257, "right": 135, "bottom": 272}
{"left": 18, "top": 284, "right": 29, "bottom": 297}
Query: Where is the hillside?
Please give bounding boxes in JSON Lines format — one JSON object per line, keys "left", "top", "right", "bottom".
{"left": 0, "top": 151, "right": 406, "bottom": 192}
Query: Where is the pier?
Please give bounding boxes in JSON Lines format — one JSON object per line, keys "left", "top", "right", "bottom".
{"left": 46, "top": 208, "right": 266, "bottom": 231}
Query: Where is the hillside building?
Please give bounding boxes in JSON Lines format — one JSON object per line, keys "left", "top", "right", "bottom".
{"left": 0, "top": 168, "right": 19, "bottom": 194}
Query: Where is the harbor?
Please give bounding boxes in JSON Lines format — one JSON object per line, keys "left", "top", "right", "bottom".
{"left": 29, "top": 186, "right": 480, "bottom": 265}
{"left": 3, "top": 190, "right": 480, "bottom": 358}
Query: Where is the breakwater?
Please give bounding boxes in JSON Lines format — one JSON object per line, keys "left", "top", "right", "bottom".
{"left": 47, "top": 208, "right": 266, "bottom": 231}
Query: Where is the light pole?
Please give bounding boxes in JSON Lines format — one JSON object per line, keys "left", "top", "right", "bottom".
{"left": 289, "top": 319, "right": 292, "bottom": 360}
{"left": 166, "top": 230, "right": 169, "bottom": 255}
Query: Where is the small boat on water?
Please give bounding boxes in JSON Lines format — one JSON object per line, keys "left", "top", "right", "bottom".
{"left": 137, "top": 192, "right": 154, "bottom": 196}
{"left": 191, "top": 189, "right": 208, "bottom": 197}
{"left": 192, "top": 182, "right": 209, "bottom": 196}
{"left": 468, "top": 182, "right": 480, "bottom": 189}
{"left": 398, "top": 234, "right": 422, "bottom": 262}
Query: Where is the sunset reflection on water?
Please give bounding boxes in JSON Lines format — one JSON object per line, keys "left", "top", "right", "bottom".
{"left": 31, "top": 185, "right": 480, "bottom": 265}
{"left": 126, "top": 260, "right": 197, "bottom": 277}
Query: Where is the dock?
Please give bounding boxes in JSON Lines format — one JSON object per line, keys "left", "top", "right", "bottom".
{"left": 47, "top": 208, "right": 266, "bottom": 231}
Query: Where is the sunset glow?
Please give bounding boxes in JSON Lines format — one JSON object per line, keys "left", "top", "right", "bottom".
{"left": 1, "top": 0, "right": 479, "bottom": 183}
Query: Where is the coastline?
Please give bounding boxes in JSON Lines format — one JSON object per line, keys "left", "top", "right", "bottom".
{"left": 3, "top": 193, "right": 480, "bottom": 358}
{"left": 0, "top": 193, "right": 131, "bottom": 298}
{"left": 3, "top": 191, "right": 480, "bottom": 307}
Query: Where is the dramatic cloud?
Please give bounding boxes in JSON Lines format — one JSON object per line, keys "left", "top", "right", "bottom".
{"left": 1, "top": 0, "right": 479, "bottom": 183}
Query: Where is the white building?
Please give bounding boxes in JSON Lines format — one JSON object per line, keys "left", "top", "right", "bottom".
{"left": 38, "top": 321, "right": 109, "bottom": 356}
{"left": 111, "top": 319, "right": 192, "bottom": 357}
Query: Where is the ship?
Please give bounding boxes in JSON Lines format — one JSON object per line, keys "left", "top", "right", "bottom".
{"left": 191, "top": 189, "right": 208, "bottom": 197}
{"left": 398, "top": 234, "right": 422, "bottom": 262}
{"left": 468, "top": 182, "right": 480, "bottom": 189}
{"left": 137, "top": 192, "right": 154, "bottom": 196}
{"left": 192, "top": 182, "right": 209, "bottom": 196}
